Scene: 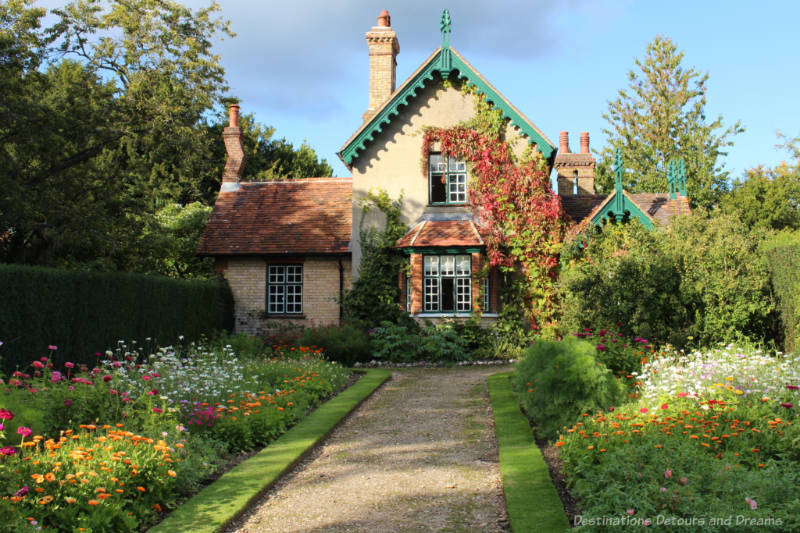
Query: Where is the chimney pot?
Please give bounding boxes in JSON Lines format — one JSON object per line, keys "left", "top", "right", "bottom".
{"left": 377, "top": 9, "right": 390, "bottom": 27}
{"left": 559, "top": 131, "right": 570, "bottom": 154}
{"left": 580, "top": 131, "right": 590, "bottom": 154}
{"left": 228, "top": 104, "right": 240, "bottom": 128}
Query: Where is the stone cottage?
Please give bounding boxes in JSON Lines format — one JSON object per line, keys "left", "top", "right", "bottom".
{"left": 198, "top": 10, "right": 689, "bottom": 334}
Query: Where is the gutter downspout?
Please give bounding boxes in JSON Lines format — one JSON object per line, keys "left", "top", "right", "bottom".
{"left": 338, "top": 257, "right": 344, "bottom": 324}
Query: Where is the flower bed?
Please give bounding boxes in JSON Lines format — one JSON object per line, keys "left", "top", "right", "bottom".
{"left": 555, "top": 345, "right": 800, "bottom": 531}
{"left": 0, "top": 338, "right": 349, "bottom": 531}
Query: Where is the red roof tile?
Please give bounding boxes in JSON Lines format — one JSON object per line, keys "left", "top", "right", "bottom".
{"left": 394, "top": 220, "right": 486, "bottom": 248}
{"left": 198, "top": 178, "right": 352, "bottom": 255}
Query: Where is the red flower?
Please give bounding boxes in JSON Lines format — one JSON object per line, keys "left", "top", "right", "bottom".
{"left": 0, "top": 408, "right": 13, "bottom": 421}
{"left": 103, "top": 375, "right": 112, "bottom": 382}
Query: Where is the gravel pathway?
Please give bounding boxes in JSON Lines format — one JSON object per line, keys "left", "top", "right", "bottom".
{"left": 226, "top": 366, "right": 512, "bottom": 533}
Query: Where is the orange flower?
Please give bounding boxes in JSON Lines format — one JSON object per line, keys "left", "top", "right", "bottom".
{"left": 38, "top": 495, "right": 53, "bottom": 505}
{"left": 153, "top": 503, "right": 162, "bottom": 513}
{"left": 88, "top": 500, "right": 99, "bottom": 506}
{"left": 167, "top": 470, "right": 176, "bottom": 477}
{"left": 44, "top": 472, "right": 55, "bottom": 482}
{"left": 136, "top": 486, "right": 146, "bottom": 492}
{"left": 555, "top": 441, "right": 564, "bottom": 447}
{"left": 64, "top": 497, "right": 76, "bottom": 504}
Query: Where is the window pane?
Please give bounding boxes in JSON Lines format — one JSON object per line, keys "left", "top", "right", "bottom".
{"left": 429, "top": 153, "right": 444, "bottom": 172}
{"left": 268, "top": 285, "right": 284, "bottom": 314}
{"left": 424, "top": 278, "right": 438, "bottom": 312}
{"left": 424, "top": 256, "right": 439, "bottom": 276}
{"left": 456, "top": 255, "right": 470, "bottom": 276}
{"left": 269, "top": 266, "right": 285, "bottom": 284}
{"left": 457, "top": 278, "right": 471, "bottom": 311}
{"left": 441, "top": 278, "right": 455, "bottom": 312}
{"left": 430, "top": 173, "right": 447, "bottom": 203}
{"left": 448, "top": 157, "right": 466, "bottom": 172}
{"left": 483, "top": 276, "right": 490, "bottom": 312}
{"left": 441, "top": 256, "right": 455, "bottom": 276}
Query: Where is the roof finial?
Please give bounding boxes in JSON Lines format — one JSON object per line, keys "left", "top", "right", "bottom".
{"left": 667, "top": 158, "right": 677, "bottom": 199}
{"left": 677, "top": 157, "right": 687, "bottom": 196}
{"left": 613, "top": 147, "right": 624, "bottom": 213}
{"left": 440, "top": 9, "right": 451, "bottom": 49}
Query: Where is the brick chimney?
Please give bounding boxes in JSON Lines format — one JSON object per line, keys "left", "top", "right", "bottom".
{"left": 554, "top": 131, "right": 595, "bottom": 196}
{"left": 221, "top": 104, "right": 245, "bottom": 192}
{"left": 363, "top": 10, "right": 399, "bottom": 122}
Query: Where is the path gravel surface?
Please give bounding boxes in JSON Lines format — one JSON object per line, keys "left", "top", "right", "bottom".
{"left": 225, "top": 366, "right": 512, "bottom": 533}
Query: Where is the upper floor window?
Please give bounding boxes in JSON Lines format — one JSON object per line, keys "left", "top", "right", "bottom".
{"left": 429, "top": 153, "right": 467, "bottom": 205}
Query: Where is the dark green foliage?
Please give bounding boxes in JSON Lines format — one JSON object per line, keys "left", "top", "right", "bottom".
{"left": 368, "top": 321, "right": 473, "bottom": 363}
{"left": 512, "top": 337, "right": 624, "bottom": 441}
{"left": 596, "top": 36, "right": 742, "bottom": 207}
{"left": 560, "top": 212, "right": 778, "bottom": 348}
{"left": 297, "top": 324, "right": 372, "bottom": 366}
{"left": 763, "top": 231, "right": 800, "bottom": 353}
{"left": 0, "top": 264, "right": 233, "bottom": 372}
{"left": 341, "top": 191, "right": 410, "bottom": 328}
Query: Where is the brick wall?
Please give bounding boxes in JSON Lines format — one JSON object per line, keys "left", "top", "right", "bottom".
{"left": 223, "top": 256, "right": 352, "bottom": 336}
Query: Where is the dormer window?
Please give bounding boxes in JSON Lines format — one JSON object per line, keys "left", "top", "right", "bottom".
{"left": 429, "top": 153, "right": 467, "bottom": 205}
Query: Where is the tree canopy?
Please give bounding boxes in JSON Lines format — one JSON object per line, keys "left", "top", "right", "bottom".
{"left": 0, "top": 0, "right": 331, "bottom": 276}
{"left": 596, "top": 36, "right": 743, "bottom": 208}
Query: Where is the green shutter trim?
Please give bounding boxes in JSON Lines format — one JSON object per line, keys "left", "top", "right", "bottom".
{"left": 340, "top": 49, "right": 554, "bottom": 167}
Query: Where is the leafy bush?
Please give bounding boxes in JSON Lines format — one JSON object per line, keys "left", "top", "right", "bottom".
{"left": 573, "top": 327, "right": 654, "bottom": 378}
{"left": 0, "top": 264, "right": 234, "bottom": 373}
{"left": 512, "top": 337, "right": 624, "bottom": 441}
{"left": 297, "top": 324, "right": 372, "bottom": 366}
{"left": 368, "top": 320, "right": 472, "bottom": 363}
{"left": 560, "top": 212, "right": 778, "bottom": 349}
{"left": 763, "top": 230, "right": 800, "bottom": 353}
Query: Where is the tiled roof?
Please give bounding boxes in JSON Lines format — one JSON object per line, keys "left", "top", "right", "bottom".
{"left": 394, "top": 220, "right": 486, "bottom": 248}
{"left": 198, "top": 178, "right": 352, "bottom": 256}
{"left": 560, "top": 195, "right": 608, "bottom": 223}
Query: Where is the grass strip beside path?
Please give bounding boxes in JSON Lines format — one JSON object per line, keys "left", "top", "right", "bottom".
{"left": 488, "top": 372, "right": 570, "bottom": 533}
{"left": 149, "top": 368, "right": 392, "bottom": 533}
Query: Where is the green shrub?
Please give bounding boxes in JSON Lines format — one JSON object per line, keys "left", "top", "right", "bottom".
{"left": 512, "top": 337, "right": 623, "bottom": 441}
{"left": 297, "top": 324, "right": 372, "bottom": 366}
{"left": 560, "top": 212, "right": 778, "bottom": 349}
{"left": 763, "top": 230, "right": 800, "bottom": 353}
{"left": 0, "top": 264, "right": 233, "bottom": 373}
{"left": 369, "top": 320, "right": 472, "bottom": 363}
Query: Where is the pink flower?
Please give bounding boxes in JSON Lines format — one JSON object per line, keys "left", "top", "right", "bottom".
{"left": 746, "top": 497, "right": 757, "bottom": 510}
{"left": 103, "top": 375, "right": 112, "bottom": 383}
{"left": 50, "top": 372, "right": 61, "bottom": 383}
{"left": 640, "top": 407, "right": 649, "bottom": 414}
{"left": 153, "top": 407, "right": 163, "bottom": 414}
{"left": 1, "top": 446, "right": 17, "bottom": 456}
{"left": 0, "top": 423, "right": 3, "bottom": 431}
{"left": 787, "top": 385, "right": 799, "bottom": 391}
{"left": 32, "top": 361, "right": 44, "bottom": 369}
{"left": 142, "top": 375, "right": 151, "bottom": 382}
{"left": 608, "top": 406, "right": 615, "bottom": 412}
{"left": 47, "top": 345, "right": 57, "bottom": 351}
{"left": 660, "top": 487, "right": 667, "bottom": 493}
{"left": 64, "top": 362, "right": 74, "bottom": 369}
{"left": 626, "top": 509, "right": 635, "bottom": 516}
{"left": 661, "top": 403, "right": 668, "bottom": 410}
{"left": 643, "top": 519, "right": 651, "bottom": 526}
{"left": 781, "top": 403, "right": 793, "bottom": 408}
{"left": 17, "top": 426, "right": 32, "bottom": 437}
{"left": 64, "top": 399, "right": 72, "bottom": 407}
{"left": 596, "top": 343, "right": 607, "bottom": 351}
{"left": 15, "top": 486, "right": 28, "bottom": 496}
{"left": 680, "top": 477, "right": 688, "bottom": 485}
{"left": 0, "top": 408, "right": 13, "bottom": 420}
{"left": 664, "top": 469, "right": 672, "bottom": 479}
{"left": 677, "top": 392, "right": 687, "bottom": 398}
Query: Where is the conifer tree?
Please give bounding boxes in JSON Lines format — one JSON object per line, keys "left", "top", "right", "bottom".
{"left": 596, "top": 36, "right": 743, "bottom": 207}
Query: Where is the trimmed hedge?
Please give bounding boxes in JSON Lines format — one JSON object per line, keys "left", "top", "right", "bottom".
{"left": 764, "top": 231, "right": 800, "bottom": 353}
{"left": 0, "top": 264, "right": 233, "bottom": 372}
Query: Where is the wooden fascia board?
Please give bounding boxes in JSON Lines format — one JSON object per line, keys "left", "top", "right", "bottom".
{"left": 339, "top": 47, "right": 556, "bottom": 167}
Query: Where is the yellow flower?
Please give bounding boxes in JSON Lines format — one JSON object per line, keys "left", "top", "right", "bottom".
{"left": 38, "top": 495, "right": 53, "bottom": 505}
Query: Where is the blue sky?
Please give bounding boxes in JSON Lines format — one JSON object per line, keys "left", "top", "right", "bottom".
{"left": 39, "top": 1, "right": 800, "bottom": 182}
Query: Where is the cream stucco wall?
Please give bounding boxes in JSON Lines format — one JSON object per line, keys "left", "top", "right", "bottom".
{"left": 223, "top": 256, "right": 352, "bottom": 336}
{"left": 349, "top": 77, "right": 535, "bottom": 278}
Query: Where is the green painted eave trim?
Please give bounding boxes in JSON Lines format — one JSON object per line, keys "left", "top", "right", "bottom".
{"left": 339, "top": 48, "right": 555, "bottom": 167}
{"left": 487, "top": 372, "right": 570, "bottom": 532}
{"left": 401, "top": 246, "right": 484, "bottom": 255}
{"left": 590, "top": 191, "right": 654, "bottom": 230}
{"left": 148, "top": 369, "right": 391, "bottom": 533}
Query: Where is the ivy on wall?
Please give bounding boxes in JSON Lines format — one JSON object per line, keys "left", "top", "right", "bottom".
{"left": 422, "top": 84, "right": 566, "bottom": 332}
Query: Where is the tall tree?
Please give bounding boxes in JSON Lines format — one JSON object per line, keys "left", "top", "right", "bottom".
{"left": 596, "top": 36, "right": 743, "bottom": 207}
{"left": 720, "top": 134, "right": 800, "bottom": 231}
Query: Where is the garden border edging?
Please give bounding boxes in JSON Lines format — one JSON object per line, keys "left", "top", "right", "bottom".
{"left": 148, "top": 368, "right": 392, "bottom": 533}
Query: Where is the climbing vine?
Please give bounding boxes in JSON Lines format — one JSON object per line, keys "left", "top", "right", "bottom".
{"left": 422, "top": 85, "right": 567, "bottom": 332}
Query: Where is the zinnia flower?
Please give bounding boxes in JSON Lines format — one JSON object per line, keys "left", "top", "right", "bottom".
{"left": 32, "top": 361, "right": 44, "bottom": 369}
{"left": 0, "top": 408, "right": 13, "bottom": 420}
{"left": 17, "top": 426, "right": 32, "bottom": 437}
{"left": 64, "top": 362, "right": 74, "bottom": 369}
{"left": 746, "top": 497, "right": 757, "bottom": 510}
{"left": 664, "top": 469, "right": 672, "bottom": 479}
{"left": 15, "top": 486, "right": 29, "bottom": 496}
{"left": 1, "top": 446, "right": 17, "bottom": 456}
{"left": 47, "top": 345, "right": 57, "bottom": 351}
{"left": 781, "top": 403, "right": 793, "bottom": 408}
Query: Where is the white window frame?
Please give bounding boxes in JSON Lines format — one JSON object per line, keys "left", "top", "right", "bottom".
{"left": 422, "top": 254, "right": 472, "bottom": 312}
{"left": 429, "top": 153, "right": 467, "bottom": 205}
{"left": 266, "top": 265, "right": 303, "bottom": 315}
